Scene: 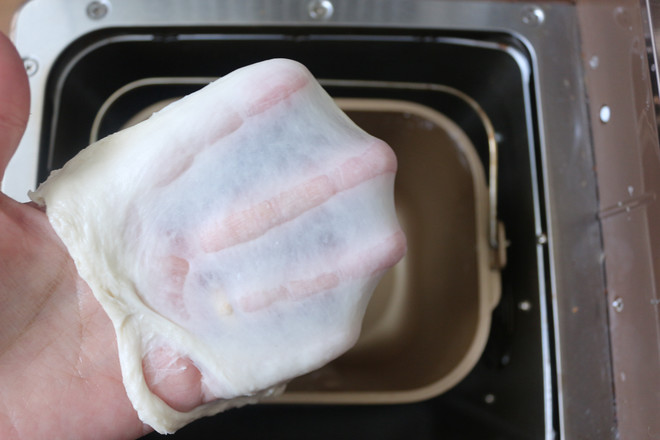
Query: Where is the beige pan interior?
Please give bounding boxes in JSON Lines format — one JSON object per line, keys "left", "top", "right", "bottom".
{"left": 116, "top": 94, "right": 502, "bottom": 405}
{"left": 281, "top": 99, "right": 501, "bottom": 404}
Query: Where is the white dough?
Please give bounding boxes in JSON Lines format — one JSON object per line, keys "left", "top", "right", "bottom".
{"left": 30, "top": 59, "right": 405, "bottom": 434}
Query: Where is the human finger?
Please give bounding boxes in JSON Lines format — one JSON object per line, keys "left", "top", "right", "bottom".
{"left": 239, "top": 230, "right": 406, "bottom": 313}
{"left": 199, "top": 140, "right": 397, "bottom": 253}
{"left": 0, "top": 31, "right": 29, "bottom": 182}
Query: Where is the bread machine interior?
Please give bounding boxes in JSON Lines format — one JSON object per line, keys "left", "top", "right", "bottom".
{"left": 6, "top": 1, "right": 569, "bottom": 438}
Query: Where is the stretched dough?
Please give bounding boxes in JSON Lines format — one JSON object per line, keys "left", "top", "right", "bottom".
{"left": 30, "top": 59, "right": 405, "bottom": 433}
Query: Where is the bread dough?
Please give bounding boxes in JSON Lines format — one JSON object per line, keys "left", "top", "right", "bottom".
{"left": 30, "top": 59, "right": 405, "bottom": 433}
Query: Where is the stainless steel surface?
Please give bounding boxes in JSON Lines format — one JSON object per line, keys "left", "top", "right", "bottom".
{"left": 578, "top": 0, "right": 660, "bottom": 438}
{"left": 643, "top": 0, "right": 660, "bottom": 128}
{"left": 5, "top": 0, "right": 641, "bottom": 438}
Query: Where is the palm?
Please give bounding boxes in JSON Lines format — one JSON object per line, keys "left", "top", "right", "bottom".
{"left": 0, "top": 32, "right": 197, "bottom": 439}
{"left": 0, "top": 194, "right": 146, "bottom": 439}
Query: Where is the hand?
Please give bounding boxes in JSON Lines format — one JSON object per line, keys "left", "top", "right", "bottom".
{"left": 1, "top": 36, "right": 405, "bottom": 438}
{"left": 0, "top": 31, "right": 201, "bottom": 440}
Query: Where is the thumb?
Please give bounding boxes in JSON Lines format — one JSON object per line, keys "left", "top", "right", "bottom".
{"left": 0, "top": 31, "right": 30, "bottom": 182}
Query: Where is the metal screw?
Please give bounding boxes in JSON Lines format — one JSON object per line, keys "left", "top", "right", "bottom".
{"left": 521, "top": 6, "right": 545, "bottom": 26}
{"left": 484, "top": 393, "right": 496, "bottom": 404}
{"left": 308, "top": 0, "right": 334, "bottom": 20}
{"left": 23, "top": 57, "right": 38, "bottom": 76}
{"left": 87, "top": 1, "right": 109, "bottom": 20}
{"left": 599, "top": 105, "right": 611, "bottom": 123}
{"left": 612, "top": 297, "right": 624, "bottom": 312}
{"left": 518, "top": 300, "right": 532, "bottom": 312}
{"left": 536, "top": 233, "right": 548, "bottom": 245}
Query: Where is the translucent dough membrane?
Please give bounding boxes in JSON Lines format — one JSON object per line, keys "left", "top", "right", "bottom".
{"left": 30, "top": 59, "right": 406, "bottom": 434}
